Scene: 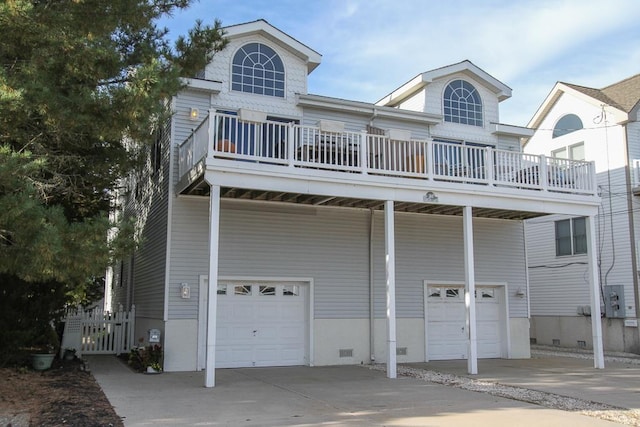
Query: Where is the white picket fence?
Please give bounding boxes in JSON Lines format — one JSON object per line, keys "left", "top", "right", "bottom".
{"left": 61, "top": 305, "right": 136, "bottom": 357}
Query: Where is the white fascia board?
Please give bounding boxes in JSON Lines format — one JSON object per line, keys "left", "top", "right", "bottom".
{"left": 423, "top": 61, "right": 511, "bottom": 101}
{"left": 298, "top": 94, "right": 441, "bottom": 125}
{"left": 204, "top": 161, "right": 600, "bottom": 217}
{"left": 375, "top": 74, "right": 427, "bottom": 107}
{"left": 526, "top": 82, "right": 629, "bottom": 144}
{"left": 491, "top": 123, "right": 535, "bottom": 138}
{"left": 377, "top": 61, "right": 512, "bottom": 106}
{"left": 181, "top": 78, "right": 223, "bottom": 93}
{"left": 224, "top": 20, "right": 322, "bottom": 73}
{"left": 557, "top": 83, "right": 629, "bottom": 124}
{"left": 526, "top": 83, "right": 563, "bottom": 131}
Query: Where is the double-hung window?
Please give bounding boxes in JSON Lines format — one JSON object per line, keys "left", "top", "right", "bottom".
{"left": 555, "top": 217, "right": 587, "bottom": 256}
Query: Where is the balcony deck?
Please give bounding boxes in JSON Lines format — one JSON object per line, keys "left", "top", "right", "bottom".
{"left": 177, "top": 113, "right": 598, "bottom": 219}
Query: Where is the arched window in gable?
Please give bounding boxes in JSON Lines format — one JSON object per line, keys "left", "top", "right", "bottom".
{"left": 553, "top": 114, "right": 583, "bottom": 138}
{"left": 443, "top": 80, "right": 483, "bottom": 126}
{"left": 231, "top": 43, "right": 285, "bottom": 98}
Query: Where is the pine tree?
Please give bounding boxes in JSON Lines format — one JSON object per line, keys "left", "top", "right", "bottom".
{"left": 0, "top": 0, "right": 227, "bottom": 362}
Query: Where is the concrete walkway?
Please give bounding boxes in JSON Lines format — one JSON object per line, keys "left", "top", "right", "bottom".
{"left": 89, "top": 354, "right": 639, "bottom": 426}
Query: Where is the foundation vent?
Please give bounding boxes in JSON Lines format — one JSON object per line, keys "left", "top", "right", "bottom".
{"left": 339, "top": 349, "right": 353, "bottom": 358}
{"left": 396, "top": 347, "right": 407, "bottom": 356}
{"left": 552, "top": 339, "right": 560, "bottom": 346}
{"left": 530, "top": 338, "right": 537, "bottom": 345}
{"left": 577, "top": 340, "right": 586, "bottom": 348}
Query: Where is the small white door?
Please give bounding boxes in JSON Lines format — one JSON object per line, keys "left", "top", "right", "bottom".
{"left": 426, "top": 285, "right": 505, "bottom": 360}
{"left": 199, "top": 280, "right": 308, "bottom": 369}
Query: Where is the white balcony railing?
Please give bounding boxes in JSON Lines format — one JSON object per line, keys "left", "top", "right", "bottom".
{"left": 178, "top": 112, "right": 597, "bottom": 196}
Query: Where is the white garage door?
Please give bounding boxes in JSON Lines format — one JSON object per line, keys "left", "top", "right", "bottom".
{"left": 203, "top": 282, "right": 308, "bottom": 369}
{"left": 426, "top": 285, "right": 504, "bottom": 360}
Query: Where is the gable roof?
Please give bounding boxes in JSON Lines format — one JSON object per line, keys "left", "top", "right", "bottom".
{"left": 375, "top": 60, "right": 512, "bottom": 107}
{"left": 600, "top": 73, "right": 640, "bottom": 113}
{"left": 224, "top": 19, "right": 322, "bottom": 73}
{"left": 528, "top": 74, "right": 640, "bottom": 131}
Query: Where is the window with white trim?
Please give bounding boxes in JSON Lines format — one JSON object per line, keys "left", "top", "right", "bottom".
{"left": 553, "top": 114, "right": 583, "bottom": 138}
{"left": 443, "top": 80, "right": 483, "bottom": 126}
{"left": 231, "top": 43, "right": 285, "bottom": 97}
{"left": 551, "top": 142, "right": 585, "bottom": 161}
{"left": 555, "top": 217, "right": 587, "bottom": 256}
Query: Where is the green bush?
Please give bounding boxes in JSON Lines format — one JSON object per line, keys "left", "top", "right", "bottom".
{"left": 128, "top": 345, "right": 163, "bottom": 372}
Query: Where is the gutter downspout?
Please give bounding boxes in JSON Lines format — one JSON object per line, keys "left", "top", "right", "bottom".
{"left": 369, "top": 208, "right": 376, "bottom": 362}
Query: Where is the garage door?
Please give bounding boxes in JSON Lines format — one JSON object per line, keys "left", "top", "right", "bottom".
{"left": 426, "top": 285, "right": 504, "bottom": 360}
{"left": 201, "top": 281, "right": 308, "bottom": 369}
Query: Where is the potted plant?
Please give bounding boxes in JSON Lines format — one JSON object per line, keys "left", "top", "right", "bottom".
{"left": 30, "top": 325, "right": 59, "bottom": 371}
{"left": 63, "top": 347, "right": 77, "bottom": 361}
{"left": 128, "top": 344, "right": 163, "bottom": 373}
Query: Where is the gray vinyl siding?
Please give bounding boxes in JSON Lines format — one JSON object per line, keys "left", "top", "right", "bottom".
{"left": 526, "top": 167, "right": 637, "bottom": 317}
{"left": 597, "top": 167, "right": 636, "bottom": 316}
{"left": 167, "top": 199, "right": 528, "bottom": 320}
{"left": 525, "top": 216, "right": 590, "bottom": 316}
{"left": 374, "top": 212, "right": 527, "bottom": 318}
{"left": 301, "top": 107, "right": 372, "bottom": 132}
{"left": 496, "top": 135, "right": 521, "bottom": 152}
{"left": 174, "top": 90, "right": 211, "bottom": 149}
{"left": 627, "top": 121, "right": 640, "bottom": 178}
{"left": 301, "top": 107, "right": 431, "bottom": 140}
{"left": 126, "top": 118, "right": 172, "bottom": 318}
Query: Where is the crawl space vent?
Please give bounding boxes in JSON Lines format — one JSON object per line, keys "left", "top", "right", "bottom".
{"left": 339, "top": 349, "right": 353, "bottom": 358}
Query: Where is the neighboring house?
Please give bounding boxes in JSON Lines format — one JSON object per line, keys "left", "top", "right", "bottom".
{"left": 524, "top": 75, "right": 640, "bottom": 354}
{"left": 105, "top": 20, "right": 603, "bottom": 387}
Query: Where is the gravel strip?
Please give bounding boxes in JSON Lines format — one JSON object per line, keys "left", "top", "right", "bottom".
{"left": 531, "top": 346, "right": 640, "bottom": 365}
{"left": 367, "top": 364, "right": 640, "bottom": 426}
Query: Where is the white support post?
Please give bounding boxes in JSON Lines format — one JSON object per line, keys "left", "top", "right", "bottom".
{"left": 426, "top": 139, "right": 434, "bottom": 181}
{"left": 539, "top": 155, "right": 549, "bottom": 191}
{"left": 485, "top": 147, "right": 494, "bottom": 186}
{"left": 463, "top": 206, "right": 478, "bottom": 375}
{"left": 205, "top": 185, "right": 221, "bottom": 387}
{"left": 384, "top": 200, "right": 397, "bottom": 379}
{"left": 586, "top": 215, "right": 605, "bottom": 369}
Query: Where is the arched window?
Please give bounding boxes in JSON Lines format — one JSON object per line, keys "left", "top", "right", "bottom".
{"left": 231, "top": 43, "right": 285, "bottom": 97}
{"left": 443, "top": 80, "right": 483, "bottom": 126}
{"left": 553, "top": 114, "right": 583, "bottom": 138}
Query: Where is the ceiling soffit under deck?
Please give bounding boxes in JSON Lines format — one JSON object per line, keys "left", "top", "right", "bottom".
{"left": 181, "top": 183, "right": 546, "bottom": 221}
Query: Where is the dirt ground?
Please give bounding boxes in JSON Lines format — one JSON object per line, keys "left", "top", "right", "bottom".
{"left": 0, "top": 358, "right": 123, "bottom": 427}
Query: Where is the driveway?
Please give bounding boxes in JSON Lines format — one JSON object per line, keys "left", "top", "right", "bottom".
{"left": 89, "top": 353, "right": 639, "bottom": 426}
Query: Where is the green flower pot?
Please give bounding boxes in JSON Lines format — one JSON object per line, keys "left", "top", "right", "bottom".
{"left": 31, "top": 353, "right": 55, "bottom": 371}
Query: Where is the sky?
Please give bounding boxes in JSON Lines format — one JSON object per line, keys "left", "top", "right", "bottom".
{"left": 160, "top": 0, "right": 640, "bottom": 126}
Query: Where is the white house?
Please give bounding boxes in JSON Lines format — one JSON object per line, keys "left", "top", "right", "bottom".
{"left": 524, "top": 75, "right": 640, "bottom": 353}
{"left": 106, "top": 20, "right": 604, "bottom": 387}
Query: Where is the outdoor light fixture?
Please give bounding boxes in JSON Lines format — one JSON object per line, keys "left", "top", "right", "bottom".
{"left": 423, "top": 191, "right": 438, "bottom": 202}
{"left": 189, "top": 108, "right": 199, "bottom": 121}
{"left": 180, "top": 282, "right": 191, "bottom": 299}
{"left": 515, "top": 287, "right": 526, "bottom": 298}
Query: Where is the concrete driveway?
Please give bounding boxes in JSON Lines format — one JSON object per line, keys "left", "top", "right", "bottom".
{"left": 89, "top": 354, "right": 639, "bottom": 427}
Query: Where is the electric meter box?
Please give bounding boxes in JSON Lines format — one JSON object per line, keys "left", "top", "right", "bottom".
{"left": 148, "top": 328, "right": 161, "bottom": 343}
{"left": 603, "top": 285, "right": 625, "bottom": 318}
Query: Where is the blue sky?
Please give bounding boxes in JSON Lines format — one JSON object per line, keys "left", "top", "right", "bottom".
{"left": 161, "top": 0, "right": 640, "bottom": 126}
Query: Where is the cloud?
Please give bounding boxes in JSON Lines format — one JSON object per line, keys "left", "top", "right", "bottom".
{"left": 161, "top": 0, "right": 640, "bottom": 125}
